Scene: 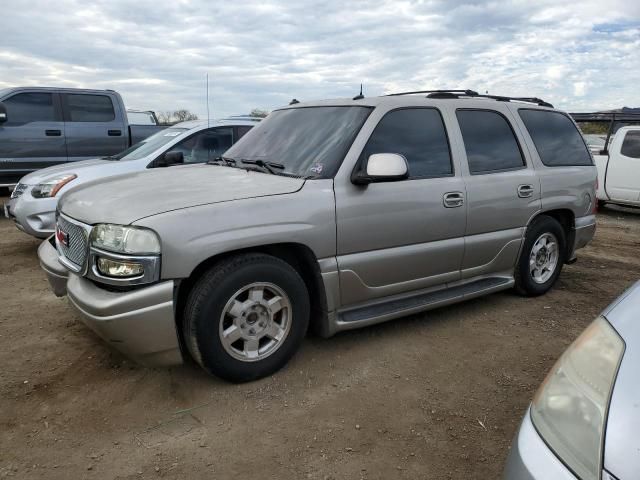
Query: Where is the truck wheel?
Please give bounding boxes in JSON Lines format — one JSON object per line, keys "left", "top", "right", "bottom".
{"left": 514, "top": 215, "right": 566, "bottom": 297}
{"left": 184, "top": 253, "right": 310, "bottom": 382}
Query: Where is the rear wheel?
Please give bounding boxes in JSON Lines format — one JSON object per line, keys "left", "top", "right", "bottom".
{"left": 515, "top": 216, "right": 566, "bottom": 296}
{"left": 184, "top": 253, "right": 310, "bottom": 382}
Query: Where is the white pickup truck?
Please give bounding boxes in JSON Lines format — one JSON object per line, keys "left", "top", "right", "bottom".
{"left": 572, "top": 112, "right": 640, "bottom": 208}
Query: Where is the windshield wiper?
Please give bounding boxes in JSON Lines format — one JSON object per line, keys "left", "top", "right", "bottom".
{"left": 240, "top": 159, "right": 285, "bottom": 175}
{"left": 207, "top": 156, "right": 237, "bottom": 166}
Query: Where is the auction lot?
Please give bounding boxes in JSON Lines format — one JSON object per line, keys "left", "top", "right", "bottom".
{"left": 1, "top": 197, "right": 638, "bottom": 480}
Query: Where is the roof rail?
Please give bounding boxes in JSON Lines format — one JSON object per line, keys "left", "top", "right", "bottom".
{"left": 385, "top": 89, "right": 553, "bottom": 108}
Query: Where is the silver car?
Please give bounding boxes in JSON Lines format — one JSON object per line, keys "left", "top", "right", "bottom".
{"left": 38, "top": 90, "right": 597, "bottom": 382}
{"left": 503, "top": 281, "right": 640, "bottom": 480}
{"left": 5, "top": 117, "right": 259, "bottom": 238}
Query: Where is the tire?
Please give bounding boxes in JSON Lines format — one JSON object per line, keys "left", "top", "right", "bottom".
{"left": 514, "top": 215, "right": 566, "bottom": 297}
{"left": 184, "top": 253, "right": 310, "bottom": 382}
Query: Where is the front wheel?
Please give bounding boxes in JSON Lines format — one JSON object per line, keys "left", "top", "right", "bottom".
{"left": 514, "top": 216, "right": 566, "bottom": 296}
{"left": 184, "top": 253, "right": 310, "bottom": 382}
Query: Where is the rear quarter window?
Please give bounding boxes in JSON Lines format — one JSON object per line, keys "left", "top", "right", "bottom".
{"left": 621, "top": 131, "right": 640, "bottom": 159}
{"left": 518, "top": 109, "right": 592, "bottom": 166}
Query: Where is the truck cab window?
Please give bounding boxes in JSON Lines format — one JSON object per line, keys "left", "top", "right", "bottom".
{"left": 4, "top": 92, "right": 56, "bottom": 124}
{"left": 66, "top": 94, "right": 115, "bottom": 122}
{"left": 621, "top": 131, "right": 640, "bottom": 159}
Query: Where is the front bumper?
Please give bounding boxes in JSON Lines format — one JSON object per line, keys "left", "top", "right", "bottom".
{"left": 38, "top": 236, "right": 69, "bottom": 297}
{"left": 503, "top": 409, "right": 578, "bottom": 480}
{"left": 66, "top": 274, "right": 183, "bottom": 367}
{"left": 4, "top": 190, "right": 57, "bottom": 238}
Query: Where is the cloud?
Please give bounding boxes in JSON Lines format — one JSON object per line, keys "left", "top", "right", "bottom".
{"left": 0, "top": 0, "right": 638, "bottom": 115}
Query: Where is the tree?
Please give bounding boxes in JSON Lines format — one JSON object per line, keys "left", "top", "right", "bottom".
{"left": 156, "top": 109, "right": 199, "bottom": 125}
{"left": 250, "top": 108, "right": 269, "bottom": 118}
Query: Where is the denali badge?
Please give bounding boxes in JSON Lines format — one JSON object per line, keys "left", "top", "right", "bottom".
{"left": 56, "top": 226, "right": 69, "bottom": 247}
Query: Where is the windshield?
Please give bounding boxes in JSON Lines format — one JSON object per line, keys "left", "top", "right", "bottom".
{"left": 223, "top": 106, "right": 372, "bottom": 178}
{"left": 115, "top": 128, "right": 188, "bottom": 161}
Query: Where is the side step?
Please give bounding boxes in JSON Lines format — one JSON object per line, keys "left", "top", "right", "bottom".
{"left": 334, "top": 277, "right": 513, "bottom": 333}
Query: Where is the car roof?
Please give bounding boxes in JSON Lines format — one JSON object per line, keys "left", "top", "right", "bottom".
{"left": 279, "top": 93, "right": 558, "bottom": 112}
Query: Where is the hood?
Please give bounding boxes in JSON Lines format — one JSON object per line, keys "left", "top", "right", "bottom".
{"left": 59, "top": 164, "right": 305, "bottom": 225}
{"left": 602, "top": 281, "right": 640, "bottom": 480}
{"left": 20, "top": 158, "right": 111, "bottom": 184}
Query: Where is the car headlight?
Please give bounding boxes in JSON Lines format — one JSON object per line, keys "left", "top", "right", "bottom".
{"left": 31, "top": 174, "right": 77, "bottom": 198}
{"left": 90, "top": 224, "right": 161, "bottom": 255}
{"left": 531, "top": 316, "right": 624, "bottom": 480}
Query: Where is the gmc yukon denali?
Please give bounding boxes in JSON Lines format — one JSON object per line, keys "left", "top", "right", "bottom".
{"left": 38, "top": 90, "right": 598, "bottom": 382}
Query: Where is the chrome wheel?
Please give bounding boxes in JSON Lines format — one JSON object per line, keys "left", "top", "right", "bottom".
{"left": 219, "top": 282, "right": 292, "bottom": 362}
{"left": 529, "top": 233, "right": 559, "bottom": 284}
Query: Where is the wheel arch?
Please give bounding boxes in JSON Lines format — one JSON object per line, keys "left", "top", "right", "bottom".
{"left": 527, "top": 208, "right": 575, "bottom": 259}
{"left": 174, "top": 243, "right": 329, "bottom": 360}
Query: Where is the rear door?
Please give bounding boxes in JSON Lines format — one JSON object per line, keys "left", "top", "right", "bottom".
{"left": 605, "top": 130, "right": 640, "bottom": 203}
{"left": 0, "top": 90, "right": 66, "bottom": 184}
{"left": 61, "top": 93, "right": 128, "bottom": 161}
{"left": 453, "top": 107, "right": 541, "bottom": 278}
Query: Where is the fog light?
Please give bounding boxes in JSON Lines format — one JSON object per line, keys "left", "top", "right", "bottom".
{"left": 96, "top": 257, "right": 144, "bottom": 278}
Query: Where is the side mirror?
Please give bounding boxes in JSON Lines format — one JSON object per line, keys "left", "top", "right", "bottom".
{"left": 157, "top": 151, "right": 184, "bottom": 167}
{"left": 352, "top": 153, "right": 409, "bottom": 185}
{"left": 0, "top": 102, "right": 7, "bottom": 124}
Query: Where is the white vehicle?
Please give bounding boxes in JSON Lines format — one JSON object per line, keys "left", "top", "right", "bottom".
{"left": 4, "top": 117, "right": 259, "bottom": 238}
{"left": 594, "top": 126, "right": 640, "bottom": 207}
{"left": 572, "top": 112, "right": 640, "bottom": 208}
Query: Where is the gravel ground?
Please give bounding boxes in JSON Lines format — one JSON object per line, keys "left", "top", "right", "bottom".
{"left": 1, "top": 198, "right": 639, "bottom": 479}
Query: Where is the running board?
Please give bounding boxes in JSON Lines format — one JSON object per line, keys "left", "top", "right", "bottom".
{"left": 332, "top": 277, "right": 514, "bottom": 334}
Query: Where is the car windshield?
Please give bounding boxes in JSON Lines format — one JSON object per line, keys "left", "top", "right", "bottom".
{"left": 114, "top": 128, "right": 188, "bottom": 161}
{"left": 223, "top": 106, "right": 373, "bottom": 178}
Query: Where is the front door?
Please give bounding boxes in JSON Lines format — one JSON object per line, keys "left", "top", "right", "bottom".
{"left": 0, "top": 91, "right": 66, "bottom": 184}
{"left": 334, "top": 107, "right": 467, "bottom": 307}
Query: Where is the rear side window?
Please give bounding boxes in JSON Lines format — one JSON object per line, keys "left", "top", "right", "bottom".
{"left": 456, "top": 110, "right": 525, "bottom": 174}
{"left": 66, "top": 94, "right": 115, "bottom": 122}
{"left": 518, "top": 109, "right": 592, "bottom": 166}
{"left": 4, "top": 92, "right": 56, "bottom": 123}
{"left": 360, "top": 108, "right": 452, "bottom": 178}
{"left": 621, "top": 131, "right": 640, "bottom": 159}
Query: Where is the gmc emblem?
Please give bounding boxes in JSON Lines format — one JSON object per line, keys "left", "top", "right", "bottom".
{"left": 56, "top": 226, "right": 69, "bottom": 247}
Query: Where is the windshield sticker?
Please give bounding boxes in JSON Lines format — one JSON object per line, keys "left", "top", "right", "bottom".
{"left": 163, "top": 131, "right": 182, "bottom": 137}
{"left": 310, "top": 163, "right": 324, "bottom": 174}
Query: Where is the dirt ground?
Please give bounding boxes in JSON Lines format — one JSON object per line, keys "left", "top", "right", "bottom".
{"left": 1, "top": 198, "right": 639, "bottom": 480}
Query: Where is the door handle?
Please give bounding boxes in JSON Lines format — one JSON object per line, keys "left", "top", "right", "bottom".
{"left": 45, "top": 129, "right": 62, "bottom": 136}
{"left": 443, "top": 191, "right": 464, "bottom": 208}
{"left": 108, "top": 129, "right": 122, "bottom": 136}
{"left": 517, "top": 184, "right": 534, "bottom": 198}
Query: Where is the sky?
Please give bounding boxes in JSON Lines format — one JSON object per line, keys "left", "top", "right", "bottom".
{"left": 1, "top": 0, "right": 639, "bottom": 118}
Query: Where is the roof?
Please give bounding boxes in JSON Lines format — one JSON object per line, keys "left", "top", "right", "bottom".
{"left": 0, "top": 86, "right": 123, "bottom": 96}
{"left": 172, "top": 117, "right": 262, "bottom": 129}
{"left": 280, "top": 91, "right": 556, "bottom": 112}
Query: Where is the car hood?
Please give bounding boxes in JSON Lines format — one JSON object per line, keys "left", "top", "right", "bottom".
{"left": 59, "top": 164, "right": 305, "bottom": 225}
{"left": 19, "top": 158, "right": 111, "bottom": 184}
{"left": 602, "top": 281, "right": 640, "bottom": 480}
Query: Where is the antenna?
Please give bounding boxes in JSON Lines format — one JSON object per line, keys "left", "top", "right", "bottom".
{"left": 353, "top": 83, "right": 364, "bottom": 100}
{"left": 206, "top": 73, "right": 210, "bottom": 128}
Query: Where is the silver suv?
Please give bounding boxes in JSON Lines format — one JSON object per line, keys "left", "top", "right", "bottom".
{"left": 38, "top": 90, "right": 597, "bottom": 382}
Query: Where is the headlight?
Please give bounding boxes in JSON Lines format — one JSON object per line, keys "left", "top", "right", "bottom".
{"left": 31, "top": 174, "right": 77, "bottom": 198}
{"left": 531, "top": 316, "right": 624, "bottom": 480}
{"left": 90, "top": 224, "right": 160, "bottom": 255}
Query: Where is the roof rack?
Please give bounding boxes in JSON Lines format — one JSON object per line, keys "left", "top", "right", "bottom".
{"left": 385, "top": 89, "right": 553, "bottom": 108}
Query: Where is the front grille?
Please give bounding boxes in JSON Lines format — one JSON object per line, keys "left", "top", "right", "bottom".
{"left": 57, "top": 215, "right": 89, "bottom": 269}
{"left": 10, "top": 184, "right": 27, "bottom": 199}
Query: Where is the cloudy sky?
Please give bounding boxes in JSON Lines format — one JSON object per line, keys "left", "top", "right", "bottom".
{"left": 2, "top": 0, "right": 639, "bottom": 117}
